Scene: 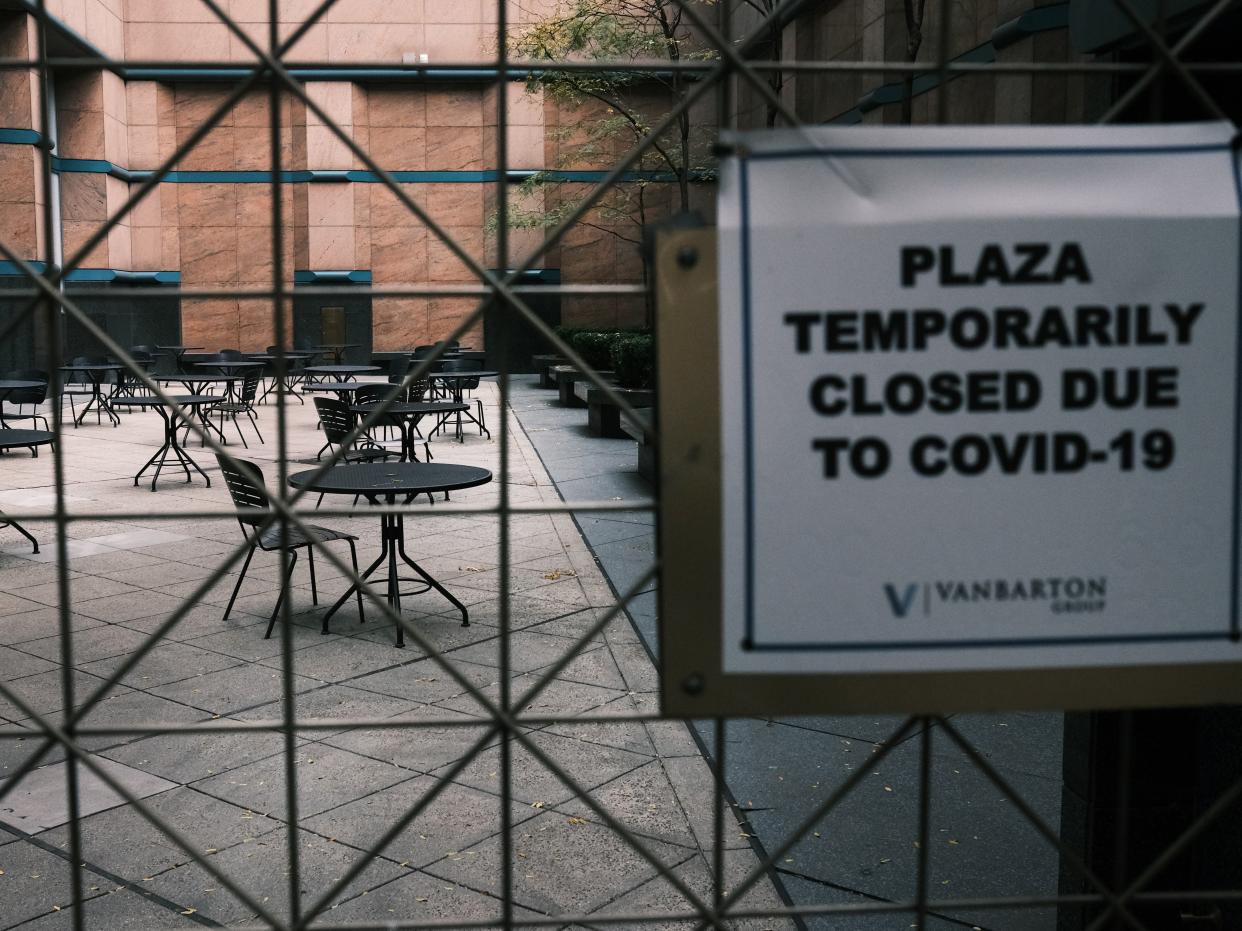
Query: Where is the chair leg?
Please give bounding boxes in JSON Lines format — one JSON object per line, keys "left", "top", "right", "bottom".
{"left": 348, "top": 539, "right": 364, "bottom": 627}
{"left": 247, "top": 409, "right": 264, "bottom": 444}
{"left": 265, "top": 549, "right": 298, "bottom": 639}
{"left": 307, "top": 544, "right": 318, "bottom": 605}
{"left": 223, "top": 544, "right": 257, "bottom": 620}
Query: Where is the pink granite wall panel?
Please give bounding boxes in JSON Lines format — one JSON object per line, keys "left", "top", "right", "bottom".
{"left": 373, "top": 297, "right": 428, "bottom": 352}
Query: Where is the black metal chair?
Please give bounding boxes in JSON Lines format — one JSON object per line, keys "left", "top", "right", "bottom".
{"left": 116, "top": 350, "right": 155, "bottom": 405}
{"left": 217, "top": 455, "right": 364, "bottom": 637}
{"left": 388, "top": 360, "right": 431, "bottom": 410}
{"left": 62, "top": 355, "right": 110, "bottom": 426}
{"left": 438, "top": 358, "right": 487, "bottom": 436}
{"left": 217, "top": 348, "right": 244, "bottom": 361}
{"left": 353, "top": 383, "right": 401, "bottom": 443}
{"left": 213, "top": 368, "right": 263, "bottom": 447}
{"left": 313, "top": 396, "right": 407, "bottom": 505}
{"left": 3, "top": 369, "right": 49, "bottom": 430}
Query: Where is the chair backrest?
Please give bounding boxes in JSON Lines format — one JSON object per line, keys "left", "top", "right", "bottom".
{"left": 218, "top": 349, "right": 243, "bottom": 361}
{"left": 239, "top": 368, "right": 261, "bottom": 404}
{"left": 216, "top": 455, "right": 269, "bottom": 528}
{"left": 440, "top": 358, "right": 483, "bottom": 372}
{"left": 353, "top": 383, "right": 393, "bottom": 405}
{"left": 386, "top": 355, "right": 411, "bottom": 380}
{"left": 5, "top": 369, "right": 48, "bottom": 404}
{"left": 439, "top": 358, "right": 482, "bottom": 388}
{"left": 314, "top": 396, "right": 355, "bottom": 446}
{"left": 444, "top": 339, "right": 460, "bottom": 350}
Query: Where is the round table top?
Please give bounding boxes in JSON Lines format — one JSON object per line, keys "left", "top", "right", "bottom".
{"left": 59, "top": 363, "right": 124, "bottom": 371}
{"left": 0, "top": 429, "right": 54, "bottom": 450}
{"left": 194, "top": 360, "right": 263, "bottom": 370}
{"left": 300, "top": 380, "right": 365, "bottom": 393}
{"left": 0, "top": 379, "right": 45, "bottom": 391}
{"left": 111, "top": 394, "right": 218, "bottom": 408}
{"left": 154, "top": 373, "right": 237, "bottom": 385}
{"left": 432, "top": 370, "right": 497, "bottom": 380}
{"left": 288, "top": 462, "right": 492, "bottom": 496}
{"left": 304, "top": 365, "right": 380, "bottom": 375}
{"left": 352, "top": 401, "right": 468, "bottom": 417}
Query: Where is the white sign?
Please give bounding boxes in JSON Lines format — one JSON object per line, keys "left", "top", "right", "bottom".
{"left": 717, "top": 122, "right": 1242, "bottom": 676}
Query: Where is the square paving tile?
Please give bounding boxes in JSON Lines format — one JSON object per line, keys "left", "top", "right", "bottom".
{"left": 37, "top": 785, "right": 282, "bottom": 879}
{"left": 143, "top": 827, "right": 410, "bottom": 925}
{"left": 191, "top": 743, "right": 418, "bottom": 819}
{"left": 0, "top": 840, "right": 112, "bottom": 928}
{"left": 425, "top": 810, "right": 692, "bottom": 916}
{"left": 0, "top": 755, "right": 176, "bottom": 833}
{"left": 148, "top": 663, "right": 322, "bottom": 716}
{"left": 100, "top": 725, "right": 296, "bottom": 785}
{"left": 440, "top": 729, "right": 652, "bottom": 808}
{"left": 302, "top": 774, "right": 538, "bottom": 870}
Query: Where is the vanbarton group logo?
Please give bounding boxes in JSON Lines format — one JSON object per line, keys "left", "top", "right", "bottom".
{"left": 884, "top": 576, "right": 1107, "bottom": 618}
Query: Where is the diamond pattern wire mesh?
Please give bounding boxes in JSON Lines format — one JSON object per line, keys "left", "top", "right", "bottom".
{"left": 0, "top": 0, "right": 1237, "bottom": 928}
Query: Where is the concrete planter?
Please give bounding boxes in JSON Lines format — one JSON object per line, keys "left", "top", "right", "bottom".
{"left": 573, "top": 380, "right": 654, "bottom": 438}
{"left": 532, "top": 355, "right": 565, "bottom": 388}
{"left": 553, "top": 365, "right": 614, "bottom": 407}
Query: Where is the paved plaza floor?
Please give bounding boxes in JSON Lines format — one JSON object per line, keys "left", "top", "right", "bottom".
{"left": 0, "top": 381, "right": 789, "bottom": 929}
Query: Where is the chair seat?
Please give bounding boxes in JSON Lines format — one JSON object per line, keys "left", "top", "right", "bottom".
{"left": 343, "top": 445, "right": 398, "bottom": 463}
{"left": 255, "top": 521, "right": 358, "bottom": 551}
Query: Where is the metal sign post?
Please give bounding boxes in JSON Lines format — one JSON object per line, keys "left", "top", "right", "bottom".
{"left": 660, "top": 123, "right": 1242, "bottom": 716}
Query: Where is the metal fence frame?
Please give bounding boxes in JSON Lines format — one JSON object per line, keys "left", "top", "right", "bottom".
{"left": 0, "top": 0, "right": 1237, "bottom": 928}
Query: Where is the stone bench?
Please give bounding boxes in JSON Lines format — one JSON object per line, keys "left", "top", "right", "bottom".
{"left": 532, "top": 355, "right": 565, "bottom": 388}
{"left": 573, "top": 379, "right": 654, "bottom": 439}
{"left": 619, "top": 407, "right": 655, "bottom": 483}
{"left": 554, "top": 365, "right": 614, "bottom": 407}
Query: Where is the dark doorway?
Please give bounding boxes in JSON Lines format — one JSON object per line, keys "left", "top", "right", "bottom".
{"left": 62, "top": 280, "right": 181, "bottom": 363}
{"left": 483, "top": 269, "right": 561, "bottom": 374}
{"left": 293, "top": 287, "right": 372, "bottom": 363}
{"left": 0, "top": 277, "right": 38, "bottom": 373}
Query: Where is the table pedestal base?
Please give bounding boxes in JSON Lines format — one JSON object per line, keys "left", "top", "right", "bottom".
{"left": 136, "top": 408, "right": 211, "bottom": 491}
{"left": 0, "top": 510, "right": 38, "bottom": 553}
{"left": 322, "top": 511, "right": 468, "bottom": 646}
{"left": 75, "top": 387, "right": 120, "bottom": 427}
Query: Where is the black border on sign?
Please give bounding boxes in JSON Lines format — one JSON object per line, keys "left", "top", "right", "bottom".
{"left": 736, "top": 142, "right": 1242, "bottom": 653}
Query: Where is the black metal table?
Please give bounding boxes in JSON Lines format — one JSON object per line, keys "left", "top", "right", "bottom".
{"left": 301, "top": 380, "right": 364, "bottom": 401}
{"left": 247, "top": 353, "right": 312, "bottom": 404}
{"left": 304, "top": 364, "right": 380, "bottom": 383}
{"left": 194, "top": 360, "right": 264, "bottom": 377}
{"left": 0, "top": 380, "right": 45, "bottom": 429}
{"left": 111, "top": 396, "right": 217, "bottom": 490}
{"left": 313, "top": 344, "right": 359, "bottom": 364}
{"left": 154, "top": 345, "right": 203, "bottom": 374}
{"left": 287, "top": 462, "right": 492, "bottom": 646}
{"left": 0, "top": 429, "right": 54, "bottom": 553}
{"left": 351, "top": 401, "right": 468, "bottom": 462}
{"left": 58, "top": 363, "right": 125, "bottom": 426}
{"left": 429, "top": 371, "right": 496, "bottom": 440}
{"left": 152, "top": 375, "right": 235, "bottom": 443}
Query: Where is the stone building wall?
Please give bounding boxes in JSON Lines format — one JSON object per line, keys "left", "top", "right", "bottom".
{"left": 734, "top": 0, "right": 1100, "bottom": 130}
{"left": 0, "top": 0, "right": 674, "bottom": 360}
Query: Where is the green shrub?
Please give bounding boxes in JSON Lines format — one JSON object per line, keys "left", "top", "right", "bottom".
{"left": 569, "top": 330, "right": 620, "bottom": 370}
{"left": 611, "top": 333, "right": 655, "bottom": 390}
